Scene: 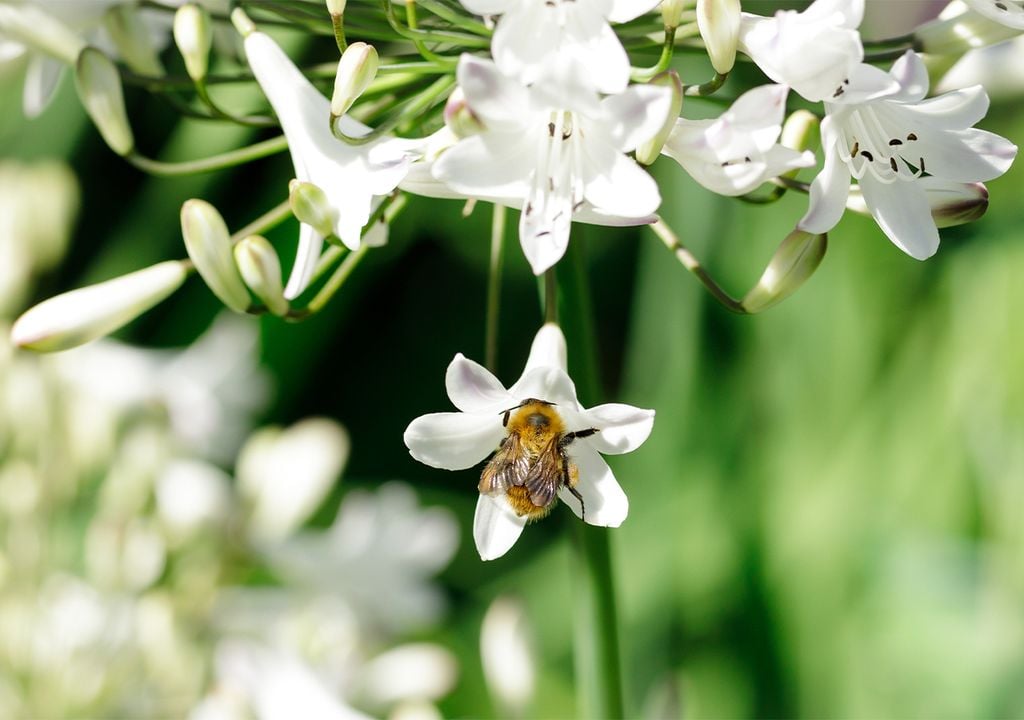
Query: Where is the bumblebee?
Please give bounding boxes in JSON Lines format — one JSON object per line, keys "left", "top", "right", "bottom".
{"left": 479, "top": 398, "right": 597, "bottom": 520}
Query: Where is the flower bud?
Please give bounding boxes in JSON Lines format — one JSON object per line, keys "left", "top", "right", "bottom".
{"left": 289, "top": 180, "right": 336, "bottom": 239}
{"left": 0, "top": 4, "right": 83, "bottom": 63}
{"left": 104, "top": 5, "right": 163, "bottom": 76}
{"left": 174, "top": 3, "right": 213, "bottom": 82}
{"left": 697, "top": 0, "right": 741, "bottom": 75}
{"left": 661, "top": 0, "right": 685, "bottom": 29}
{"left": 444, "top": 87, "right": 485, "bottom": 139}
{"left": 326, "top": 0, "right": 347, "bottom": 16}
{"left": 180, "top": 199, "right": 252, "bottom": 312}
{"left": 781, "top": 109, "right": 821, "bottom": 153}
{"left": 234, "top": 235, "right": 289, "bottom": 316}
{"left": 75, "top": 48, "right": 135, "bottom": 157}
{"left": 11, "top": 261, "right": 188, "bottom": 352}
{"left": 481, "top": 597, "right": 535, "bottom": 715}
{"left": 916, "top": 6, "right": 1020, "bottom": 56}
{"left": 331, "top": 42, "right": 378, "bottom": 118}
{"left": 230, "top": 8, "right": 256, "bottom": 38}
{"left": 741, "top": 229, "right": 827, "bottom": 313}
{"left": 635, "top": 70, "right": 683, "bottom": 166}
{"left": 847, "top": 179, "right": 989, "bottom": 229}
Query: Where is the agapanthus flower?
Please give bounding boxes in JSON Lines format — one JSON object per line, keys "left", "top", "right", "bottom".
{"left": 963, "top": 0, "right": 1024, "bottom": 29}
{"left": 799, "top": 51, "right": 1017, "bottom": 259}
{"left": 429, "top": 55, "right": 670, "bottom": 274}
{"left": 459, "top": 0, "right": 658, "bottom": 94}
{"left": 243, "top": 30, "right": 412, "bottom": 298}
{"left": 661, "top": 84, "right": 815, "bottom": 196}
{"left": 404, "top": 324, "right": 654, "bottom": 561}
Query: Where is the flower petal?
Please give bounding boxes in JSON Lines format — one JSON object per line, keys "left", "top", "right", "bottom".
{"left": 403, "top": 412, "right": 504, "bottom": 470}
{"left": 857, "top": 173, "right": 939, "bottom": 260}
{"left": 599, "top": 84, "right": 673, "bottom": 152}
{"left": 460, "top": 0, "right": 513, "bottom": 15}
{"left": 607, "top": 0, "right": 661, "bottom": 23}
{"left": 889, "top": 50, "right": 930, "bottom": 102}
{"left": 799, "top": 120, "right": 851, "bottom": 234}
{"left": 22, "top": 54, "right": 63, "bottom": 118}
{"left": 432, "top": 134, "right": 534, "bottom": 200}
{"left": 559, "top": 445, "right": 628, "bottom": 527}
{"left": 457, "top": 54, "right": 532, "bottom": 129}
{"left": 582, "top": 145, "right": 661, "bottom": 218}
{"left": 523, "top": 323, "right": 567, "bottom": 374}
{"left": 445, "top": 353, "right": 512, "bottom": 413}
{"left": 579, "top": 403, "right": 654, "bottom": 454}
{"left": 474, "top": 494, "right": 528, "bottom": 561}
{"left": 284, "top": 223, "right": 324, "bottom": 300}
{"left": 510, "top": 367, "right": 579, "bottom": 408}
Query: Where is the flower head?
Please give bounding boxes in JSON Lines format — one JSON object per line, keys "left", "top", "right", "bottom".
{"left": 404, "top": 324, "right": 654, "bottom": 561}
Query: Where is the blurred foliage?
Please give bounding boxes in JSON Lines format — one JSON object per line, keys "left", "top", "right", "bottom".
{"left": 3, "top": 9, "right": 1024, "bottom": 719}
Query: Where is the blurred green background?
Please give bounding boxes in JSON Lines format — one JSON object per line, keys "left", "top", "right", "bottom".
{"left": 2, "top": 2, "right": 1024, "bottom": 718}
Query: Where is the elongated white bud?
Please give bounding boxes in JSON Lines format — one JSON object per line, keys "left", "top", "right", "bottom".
{"left": 75, "top": 48, "right": 135, "bottom": 156}
{"left": 697, "top": 0, "right": 741, "bottom": 74}
{"left": 234, "top": 235, "right": 289, "bottom": 316}
{"left": 661, "top": 0, "right": 685, "bottom": 29}
{"left": 174, "top": 3, "right": 213, "bottom": 82}
{"left": 635, "top": 70, "right": 683, "bottom": 166}
{"left": 11, "top": 261, "right": 188, "bottom": 352}
{"left": 289, "top": 180, "right": 336, "bottom": 238}
{"left": 104, "top": 5, "right": 163, "bottom": 76}
{"left": 326, "top": 0, "right": 347, "bottom": 16}
{"left": 331, "top": 42, "right": 378, "bottom": 117}
{"left": 230, "top": 8, "right": 256, "bottom": 37}
{"left": 180, "top": 199, "right": 252, "bottom": 312}
{"left": 742, "top": 229, "right": 827, "bottom": 313}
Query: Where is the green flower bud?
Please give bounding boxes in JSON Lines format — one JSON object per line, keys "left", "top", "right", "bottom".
{"left": 781, "top": 109, "right": 821, "bottom": 153}
{"left": 331, "top": 42, "right": 378, "bottom": 117}
{"left": 444, "top": 87, "right": 485, "bottom": 139}
{"left": 180, "top": 199, "right": 252, "bottom": 312}
{"left": 697, "top": 0, "right": 741, "bottom": 74}
{"left": 11, "top": 261, "right": 188, "bottom": 352}
{"left": 635, "top": 70, "right": 683, "bottom": 166}
{"left": 230, "top": 8, "right": 256, "bottom": 38}
{"left": 234, "top": 235, "right": 289, "bottom": 317}
{"left": 661, "top": 0, "right": 686, "bottom": 29}
{"left": 75, "top": 48, "right": 135, "bottom": 157}
{"left": 289, "top": 180, "right": 336, "bottom": 239}
{"left": 104, "top": 5, "right": 163, "bottom": 76}
{"left": 741, "top": 229, "right": 827, "bottom": 313}
{"left": 174, "top": 3, "right": 213, "bottom": 82}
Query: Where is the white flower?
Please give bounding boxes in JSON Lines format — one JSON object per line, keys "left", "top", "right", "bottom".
{"left": 661, "top": 84, "right": 815, "bottom": 196}
{"left": 738, "top": 0, "right": 866, "bottom": 103}
{"left": 403, "top": 323, "right": 654, "bottom": 561}
{"left": 963, "top": 0, "right": 1024, "bottom": 28}
{"left": 459, "top": 0, "right": 657, "bottom": 95}
{"left": 243, "top": 31, "right": 411, "bottom": 298}
{"left": 799, "top": 51, "right": 1017, "bottom": 259}
{"left": 430, "top": 55, "right": 669, "bottom": 275}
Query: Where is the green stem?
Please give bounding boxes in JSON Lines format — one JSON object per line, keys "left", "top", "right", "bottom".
{"left": 485, "top": 203, "right": 506, "bottom": 373}
{"left": 195, "top": 80, "right": 277, "bottom": 127}
{"left": 331, "top": 11, "right": 348, "bottom": 53}
{"left": 684, "top": 70, "right": 728, "bottom": 97}
{"left": 630, "top": 25, "right": 676, "bottom": 82}
{"left": 231, "top": 199, "right": 293, "bottom": 242}
{"left": 127, "top": 135, "right": 289, "bottom": 176}
{"left": 331, "top": 74, "right": 455, "bottom": 145}
{"left": 650, "top": 218, "right": 747, "bottom": 314}
{"left": 302, "top": 243, "right": 370, "bottom": 315}
{"left": 543, "top": 267, "right": 559, "bottom": 325}
{"left": 557, "top": 238, "right": 625, "bottom": 720}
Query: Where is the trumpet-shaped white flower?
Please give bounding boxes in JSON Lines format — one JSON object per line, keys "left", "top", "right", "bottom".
{"left": 243, "top": 31, "right": 411, "bottom": 298}
{"left": 661, "top": 84, "right": 815, "bottom": 196}
{"left": 460, "top": 0, "right": 657, "bottom": 94}
{"left": 739, "top": 0, "right": 866, "bottom": 103}
{"left": 404, "top": 324, "right": 654, "bottom": 561}
{"left": 431, "top": 55, "right": 669, "bottom": 275}
{"left": 800, "top": 51, "right": 1017, "bottom": 259}
{"left": 963, "top": 0, "right": 1024, "bottom": 28}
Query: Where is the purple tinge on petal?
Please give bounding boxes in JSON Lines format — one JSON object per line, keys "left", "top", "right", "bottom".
{"left": 445, "top": 353, "right": 512, "bottom": 413}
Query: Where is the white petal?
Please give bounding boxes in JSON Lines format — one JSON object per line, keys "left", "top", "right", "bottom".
{"left": 284, "top": 223, "right": 324, "bottom": 300}
{"left": 22, "top": 54, "right": 63, "bottom": 117}
{"left": 858, "top": 174, "right": 938, "bottom": 260}
{"left": 897, "top": 85, "right": 990, "bottom": 130}
{"left": 599, "top": 84, "right": 673, "bottom": 152}
{"left": 491, "top": 6, "right": 561, "bottom": 87}
{"left": 445, "top": 353, "right": 512, "bottom": 413}
{"left": 403, "top": 412, "right": 504, "bottom": 470}
{"left": 580, "top": 403, "right": 654, "bottom": 454}
{"left": 582, "top": 146, "right": 661, "bottom": 218}
{"left": 518, "top": 213, "right": 570, "bottom": 275}
{"left": 457, "top": 54, "right": 532, "bottom": 129}
{"left": 799, "top": 123, "right": 851, "bottom": 234}
{"left": 910, "top": 127, "right": 1017, "bottom": 183}
{"left": 559, "top": 445, "right": 628, "bottom": 527}
{"left": 963, "top": 0, "right": 1024, "bottom": 29}
{"left": 460, "top": 0, "right": 513, "bottom": 15}
{"left": 832, "top": 62, "right": 902, "bottom": 105}
{"left": 801, "top": 0, "right": 864, "bottom": 29}
{"left": 432, "top": 134, "right": 534, "bottom": 199}
{"left": 509, "top": 367, "right": 579, "bottom": 408}
{"left": 889, "top": 50, "right": 929, "bottom": 101}
{"left": 474, "top": 494, "right": 528, "bottom": 561}
{"left": 607, "top": 0, "right": 661, "bottom": 23}
{"left": 523, "top": 323, "right": 567, "bottom": 373}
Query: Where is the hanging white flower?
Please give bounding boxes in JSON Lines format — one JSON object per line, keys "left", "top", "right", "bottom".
{"left": 962, "top": 0, "right": 1024, "bottom": 29}
{"left": 799, "top": 51, "right": 1017, "bottom": 259}
{"left": 661, "top": 84, "right": 815, "bottom": 196}
{"left": 429, "top": 55, "right": 670, "bottom": 275}
{"left": 404, "top": 324, "right": 654, "bottom": 561}
{"left": 243, "top": 30, "right": 412, "bottom": 298}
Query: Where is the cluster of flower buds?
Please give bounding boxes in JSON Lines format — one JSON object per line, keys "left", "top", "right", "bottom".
{"left": 3, "top": 0, "right": 1019, "bottom": 559}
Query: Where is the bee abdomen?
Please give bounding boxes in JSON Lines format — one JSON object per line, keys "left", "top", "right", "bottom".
{"left": 506, "top": 486, "right": 554, "bottom": 520}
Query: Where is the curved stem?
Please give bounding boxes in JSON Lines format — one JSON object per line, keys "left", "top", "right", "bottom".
{"left": 231, "top": 198, "right": 293, "bottom": 242}
{"left": 650, "top": 218, "right": 748, "bottom": 314}
{"left": 195, "top": 81, "right": 277, "bottom": 127}
{"left": 631, "top": 25, "right": 676, "bottom": 82}
{"left": 485, "top": 203, "right": 506, "bottom": 373}
{"left": 684, "top": 70, "right": 728, "bottom": 97}
{"left": 331, "top": 74, "right": 455, "bottom": 145}
{"left": 127, "top": 135, "right": 289, "bottom": 176}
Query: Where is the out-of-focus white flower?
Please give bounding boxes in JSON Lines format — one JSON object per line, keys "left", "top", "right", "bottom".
{"left": 404, "top": 323, "right": 654, "bottom": 561}
{"left": 480, "top": 596, "right": 535, "bottom": 715}
{"left": 937, "top": 35, "right": 1024, "bottom": 96}
{"left": 459, "top": 0, "right": 658, "bottom": 94}
{"left": 662, "top": 84, "right": 815, "bottom": 196}
{"left": 155, "top": 459, "right": 233, "bottom": 542}
{"left": 263, "top": 483, "right": 458, "bottom": 632}
{"left": 800, "top": 51, "right": 1017, "bottom": 259}
{"left": 242, "top": 30, "right": 412, "bottom": 298}
{"left": 963, "top": 0, "right": 1024, "bottom": 28}
{"left": 428, "top": 55, "right": 670, "bottom": 275}
{"left": 916, "top": 0, "right": 1021, "bottom": 55}
{"left": 356, "top": 644, "right": 457, "bottom": 709}
{"left": 738, "top": 0, "right": 866, "bottom": 102}
{"left": 237, "top": 418, "right": 350, "bottom": 543}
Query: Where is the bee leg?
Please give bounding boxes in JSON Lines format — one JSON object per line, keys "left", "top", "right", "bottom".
{"left": 567, "top": 485, "right": 586, "bottom": 522}
{"left": 559, "top": 427, "right": 599, "bottom": 448}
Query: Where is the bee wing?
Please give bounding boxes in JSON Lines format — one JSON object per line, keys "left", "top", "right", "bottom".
{"left": 523, "top": 438, "right": 566, "bottom": 509}
{"left": 479, "top": 433, "right": 530, "bottom": 495}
